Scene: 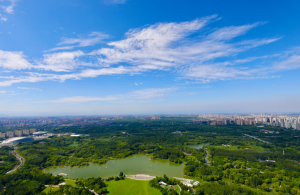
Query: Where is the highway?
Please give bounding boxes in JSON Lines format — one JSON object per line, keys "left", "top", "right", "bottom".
{"left": 6, "top": 149, "right": 25, "bottom": 174}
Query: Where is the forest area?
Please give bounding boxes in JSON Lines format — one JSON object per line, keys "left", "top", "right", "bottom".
{"left": 0, "top": 117, "right": 300, "bottom": 194}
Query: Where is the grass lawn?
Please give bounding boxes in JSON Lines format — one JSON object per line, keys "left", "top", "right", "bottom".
{"left": 70, "top": 142, "right": 79, "bottom": 147}
{"left": 174, "top": 185, "right": 180, "bottom": 194}
{"left": 65, "top": 179, "right": 77, "bottom": 186}
{"left": 98, "top": 138, "right": 111, "bottom": 142}
{"left": 42, "top": 186, "right": 59, "bottom": 193}
{"left": 106, "top": 179, "right": 161, "bottom": 195}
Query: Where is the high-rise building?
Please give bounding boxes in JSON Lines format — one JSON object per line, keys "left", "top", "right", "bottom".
{"left": 296, "top": 123, "right": 300, "bottom": 130}
{"left": 23, "top": 130, "right": 30, "bottom": 135}
{"left": 6, "top": 131, "right": 15, "bottom": 137}
{"left": 217, "top": 121, "right": 224, "bottom": 125}
{"left": 224, "top": 120, "right": 230, "bottom": 125}
{"left": 210, "top": 121, "right": 216, "bottom": 125}
{"left": 29, "top": 128, "right": 37, "bottom": 134}
{"left": 0, "top": 133, "right": 7, "bottom": 138}
{"left": 15, "top": 130, "right": 23, "bottom": 136}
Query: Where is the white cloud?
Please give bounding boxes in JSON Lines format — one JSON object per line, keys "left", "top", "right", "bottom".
{"left": 0, "top": 16, "right": 294, "bottom": 86}
{"left": 0, "top": 50, "right": 31, "bottom": 69}
{"left": 0, "top": 15, "right": 7, "bottom": 21}
{"left": 35, "top": 50, "right": 86, "bottom": 72}
{"left": 50, "top": 96, "right": 119, "bottom": 103}
{"left": 207, "top": 22, "right": 265, "bottom": 41}
{"left": 1, "top": 0, "right": 17, "bottom": 14}
{"left": 17, "top": 87, "right": 42, "bottom": 91}
{"left": 86, "top": 18, "right": 278, "bottom": 82}
{"left": 0, "top": 90, "right": 6, "bottom": 93}
{"left": 128, "top": 87, "right": 176, "bottom": 99}
{"left": 48, "top": 87, "right": 175, "bottom": 103}
{"left": 104, "top": 0, "right": 126, "bottom": 5}
{"left": 0, "top": 66, "right": 134, "bottom": 86}
{"left": 90, "top": 16, "right": 218, "bottom": 69}
{"left": 47, "top": 32, "right": 109, "bottom": 52}
{"left": 273, "top": 55, "right": 300, "bottom": 71}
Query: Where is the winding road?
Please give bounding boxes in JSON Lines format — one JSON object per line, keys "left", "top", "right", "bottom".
{"left": 6, "top": 149, "right": 25, "bottom": 174}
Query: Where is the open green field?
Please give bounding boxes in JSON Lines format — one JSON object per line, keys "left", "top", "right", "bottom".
{"left": 98, "top": 138, "right": 111, "bottom": 142}
{"left": 106, "top": 179, "right": 161, "bottom": 195}
{"left": 42, "top": 186, "right": 59, "bottom": 193}
{"left": 65, "top": 179, "right": 77, "bottom": 186}
{"left": 175, "top": 185, "right": 180, "bottom": 194}
{"left": 70, "top": 141, "right": 79, "bottom": 147}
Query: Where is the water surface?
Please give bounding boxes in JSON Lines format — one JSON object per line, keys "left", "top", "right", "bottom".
{"left": 189, "top": 143, "right": 209, "bottom": 149}
{"left": 189, "top": 144, "right": 210, "bottom": 165}
{"left": 44, "top": 155, "right": 184, "bottom": 179}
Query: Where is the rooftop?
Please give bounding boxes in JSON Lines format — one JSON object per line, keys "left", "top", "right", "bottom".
{"left": 4, "top": 137, "right": 28, "bottom": 142}
{"left": 33, "top": 131, "right": 47, "bottom": 135}
{"left": 2, "top": 137, "right": 34, "bottom": 144}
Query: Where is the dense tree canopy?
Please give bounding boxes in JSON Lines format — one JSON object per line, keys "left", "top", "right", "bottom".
{"left": 1, "top": 118, "right": 300, "bottom": 194}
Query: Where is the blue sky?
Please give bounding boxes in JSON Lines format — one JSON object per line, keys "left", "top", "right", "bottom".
{"left": 0, "top": 0, "right": 300, "bottom": 116}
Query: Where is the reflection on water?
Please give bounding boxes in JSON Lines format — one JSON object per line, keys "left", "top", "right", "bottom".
{"left": 44, "top": 155, "right": 184, "bottom": 179}
{"left": 189, "top": 144, "right": 210, "bottom": 165}
{"left": 189, "top": 143, "right": 209, "bottom": 149}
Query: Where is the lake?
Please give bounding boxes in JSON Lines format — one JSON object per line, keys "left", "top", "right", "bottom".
{"left": 44, "top": 155, "right": 184, "bottom": 179}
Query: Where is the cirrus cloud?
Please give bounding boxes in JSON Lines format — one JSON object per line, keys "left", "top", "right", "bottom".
{"left": 1, "top": 15, "right": 298, "bottom": 87}
{"left": 47, "top": 87, "right": 176, "bottom": 103}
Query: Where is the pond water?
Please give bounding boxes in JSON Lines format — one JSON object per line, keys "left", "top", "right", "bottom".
{"left": 189, "top": 143, "right": 209, "bottom": 149}
{"left": 189, "top": 144, "right": 210, "bottom": 164}
{"left": 44, "top": 155, "right": 184, "bottom": 179}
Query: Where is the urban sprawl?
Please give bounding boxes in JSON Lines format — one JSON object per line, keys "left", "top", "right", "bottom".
{"left": 194, "top": 114, "right": 300, "bottom": 130}
{"left": 0, "top": 114, "right": 300, "bottom": 131}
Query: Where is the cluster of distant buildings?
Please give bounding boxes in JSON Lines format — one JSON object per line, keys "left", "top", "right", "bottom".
{"left": 0, "top": 115, "right": 161, "bottom": 127}
{"left": 260, "top": 129, "right": 280, "bottom": 134}
{"left": 158, "top": 180, "right": 199, "bottom": 188}
{"left": 0, "top": 130, "right": 50, "bottom": 145}
{"left": 255, "top": 116, "right": 300, "bottom": 130}
{"left": 0, "top": 117, "right": 114, "bottom": 127}
{"left": 0, "top": 128, "right": 37, "bottom": 138}
{"left": 0, "top": 131, "right": 85, "bottom": 145}
{"left": 194, "top": 114, "right": 300, "bottom": 130}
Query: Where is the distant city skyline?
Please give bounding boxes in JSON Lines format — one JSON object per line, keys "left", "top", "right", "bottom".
{"left": 0, "top": 0, "right": 300, "bottom": 116}
{"left": 1, "top": 114, "right": 300, "bottom": 132}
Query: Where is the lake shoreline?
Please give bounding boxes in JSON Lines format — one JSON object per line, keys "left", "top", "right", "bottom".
{"left": 44, "top": 154, "right": 184, "bottom": 179}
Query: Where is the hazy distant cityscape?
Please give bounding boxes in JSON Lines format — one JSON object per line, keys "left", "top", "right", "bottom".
{"left": 0, "top": 115, "right": 162, "bottom": 127}
{"left": 194, "top": 114, "right": 300, "bottom": 130}
{"left": 1, "top": 114, "right": 300, "bottom": 130}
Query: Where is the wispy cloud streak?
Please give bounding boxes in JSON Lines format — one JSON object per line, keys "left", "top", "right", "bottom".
{"left": 104, "top": 0, "right": 127, "bottom": 5}
{"left": 48, "top": 87, "right": 175, "bottom": 103}
{"left": 0, "top": 16, "right": 293, "bottom": 86}
{"left": 46, "top": 32, "right": 109, "bottom": 52}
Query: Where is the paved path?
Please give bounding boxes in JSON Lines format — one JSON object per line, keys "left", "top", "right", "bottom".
{"left": 177, "top": 184, "right": 182, "bottom": 195}
{"left": 126, "top": 174, "right": 155, "bottom": 180}
{"left": 244, "top": 134, "right": 271, "bottom": 144}
{"left": 6, "top": 150, "right": 25, "bottom": 174}
{"left": 44, "top": 185, "right": 99, "bottom": 195}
